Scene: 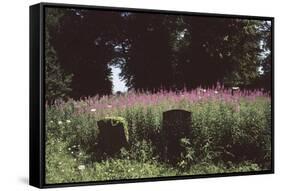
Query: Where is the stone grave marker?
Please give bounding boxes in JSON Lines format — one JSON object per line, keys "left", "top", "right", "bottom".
{"left": 162, "top": 109, "right": 192, "bottom": 164}
{"left": 97, "top": 117, "right": 129, "bottom": 156}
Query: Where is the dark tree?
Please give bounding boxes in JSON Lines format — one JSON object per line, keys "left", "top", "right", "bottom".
{"left": 117, "top": 14, "right": 272, "bottom": 91}
{"left": 46, "top": 8, "right": 272, "bottom": 99}
{"left": 51, "top": 9, "right": 128, "bottom": 99}
{"left": 45, "top": 8, "right": 73, "bottom": 103}
{"left": 180, "top": 17, "right": 268, "bottom": 89}
{"left": 118, "top": 13, "right": 184, "bottom": 91}
{"left": 256, "top": 21, "right": 272, "bottom": 91}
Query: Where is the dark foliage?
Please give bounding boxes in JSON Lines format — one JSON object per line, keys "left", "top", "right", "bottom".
{"left": 46, "top": 8, "right": 272, "bottom": 99}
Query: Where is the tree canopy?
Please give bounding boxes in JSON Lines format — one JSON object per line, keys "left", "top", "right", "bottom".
{"left": 45, "top": 8, "right": 272, "bottom": 100}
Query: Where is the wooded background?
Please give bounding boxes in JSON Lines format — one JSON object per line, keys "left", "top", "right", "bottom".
{"left": 45, "top": 8, "right": 272, "bottom": 101}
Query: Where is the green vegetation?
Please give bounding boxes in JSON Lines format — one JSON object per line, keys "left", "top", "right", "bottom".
{"left": 43, "top": 7, "right": 272, "bottom": 185}
{"left": 46, "top": 8, "right": 272, "bottom": 100}
{"left": 45, "top": 91, "right": 271, "bottom": 184}
{"left": 45, "top": 8, "right": 73, "bottom": 103}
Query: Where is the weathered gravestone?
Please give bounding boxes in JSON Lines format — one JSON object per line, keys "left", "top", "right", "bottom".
{"left": 97, "top": 117, "right": 129, "bottom": 156}
{"left": 162, "top": 109, "right": 192, "bottom": 164}
{"left": 231, "top": 87, "right": 240, "bottom": 95}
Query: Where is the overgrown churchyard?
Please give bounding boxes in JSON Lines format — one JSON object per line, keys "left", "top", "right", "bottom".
{"left": 45, "top": 7, "right": 272, "bottom": 184}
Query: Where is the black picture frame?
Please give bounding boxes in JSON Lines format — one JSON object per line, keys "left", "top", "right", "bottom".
{"left": 30, "top": 2, "right": 274, "bottom": 188}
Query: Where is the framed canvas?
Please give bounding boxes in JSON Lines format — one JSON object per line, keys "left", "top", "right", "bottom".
{"left": 29, "top": 2, "right": 274, "bottom": 188}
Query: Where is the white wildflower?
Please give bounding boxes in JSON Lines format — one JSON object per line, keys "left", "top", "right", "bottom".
{"left": 199, "top": 88, "right": 206, "bottom": 93}
{"left": 128, "top": 168, "right": 134, "bottom": 172}
{"left": 90, "top": 108, "right": 97, "bottom": 112}
{"left": 50, "top": 120, "right": 54, "bottom": 123}
{"left": 66, "top": 120, "right": 71, "bottom": 123}
{"left": 58, "top": 121, "right": 63, "bottom": 125}
{"left": 78, "top": 165, "right": 85, "bottom": 171}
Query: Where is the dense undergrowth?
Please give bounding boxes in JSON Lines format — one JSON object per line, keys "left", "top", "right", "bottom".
{"left": 45, "top": 88, "right": 271, "bottom": 184}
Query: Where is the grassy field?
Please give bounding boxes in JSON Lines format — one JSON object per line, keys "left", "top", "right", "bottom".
{"left": 45, "top": 88, "right": 271, "bottom": 184}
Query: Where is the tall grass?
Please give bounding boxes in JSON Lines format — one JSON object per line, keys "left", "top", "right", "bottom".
{"left": 45, "top": 88, "right": 271, "bottom": 184}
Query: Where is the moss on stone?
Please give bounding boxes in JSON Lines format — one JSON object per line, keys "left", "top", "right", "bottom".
{"left": 97, "top": 117, "right": 129, "bottom": 156}
{"left": 103, "top": 116, "right": 129, "bottom": 142}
